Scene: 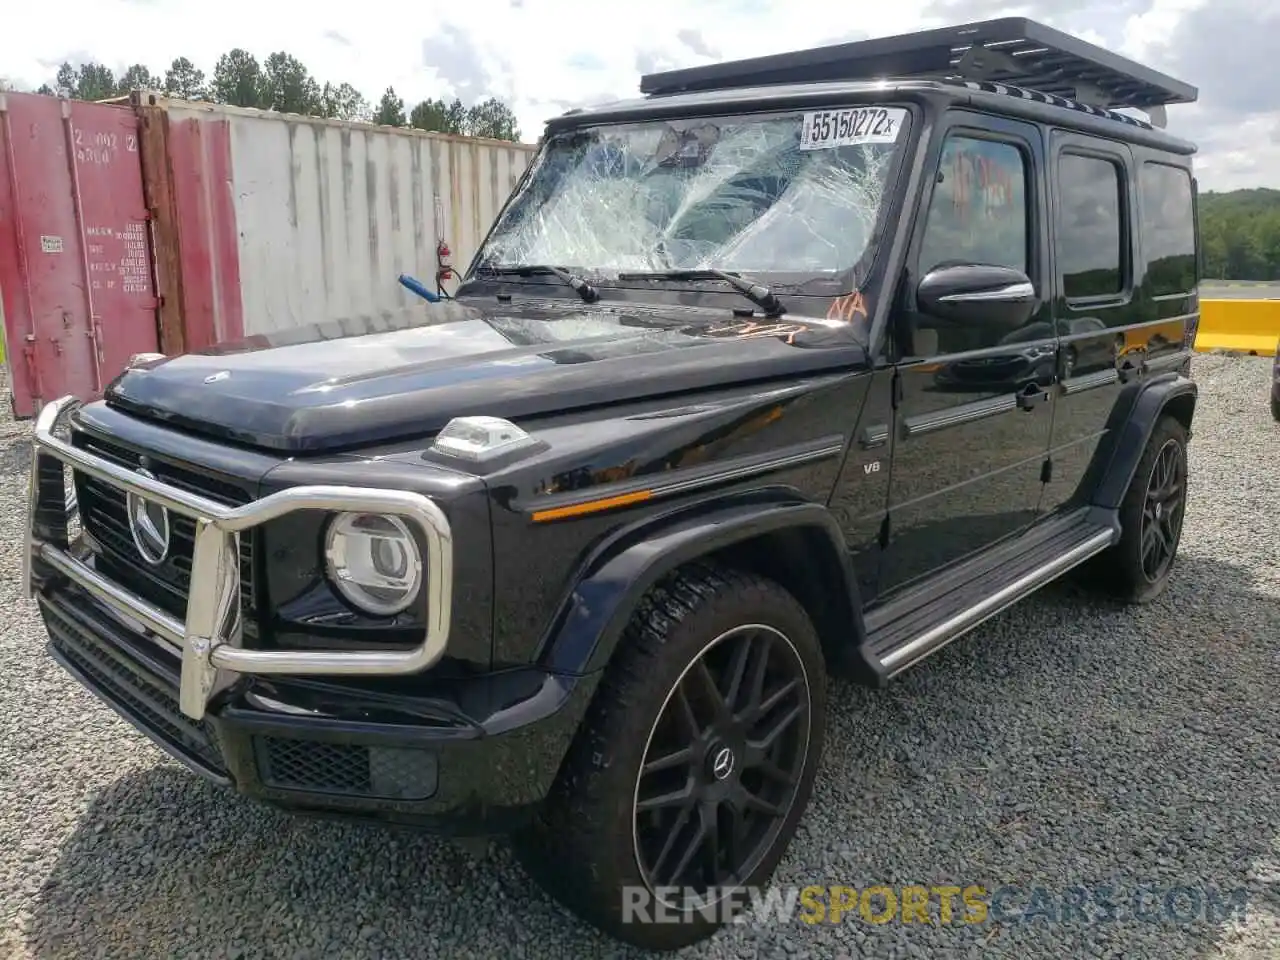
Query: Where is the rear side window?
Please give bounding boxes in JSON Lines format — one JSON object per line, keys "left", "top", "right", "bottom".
{"left": 1140, "top": 163, "right": 1197, "bottom": 296}
{"left": 1057, "top": 154, "right": 1125, "bottom": 299}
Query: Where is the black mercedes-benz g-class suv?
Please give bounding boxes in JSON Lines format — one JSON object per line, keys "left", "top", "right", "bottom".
{"left": 24, "top": 17, "right": 1201, "bottom": 952}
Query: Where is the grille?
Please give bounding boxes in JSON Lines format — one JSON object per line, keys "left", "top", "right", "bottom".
{"left": 255, "top": 738, "right": 438, "bottom": 800}
{"left": 258, "top": 739, "right": 372, "bottom": 793}
{"left": 40, "top": 594, "right": 226, "bottom": 776}
{"left": 70, "top": 432, "right": 257, "bottom": 629}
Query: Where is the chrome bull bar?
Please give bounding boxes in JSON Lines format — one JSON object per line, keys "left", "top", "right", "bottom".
{"left": 22, "top": 396, "right": 454, "bottom": 721}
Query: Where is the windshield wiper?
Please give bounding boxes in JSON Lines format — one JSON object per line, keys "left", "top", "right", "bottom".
{"left": 476, "top": 264, "right": 600, "bottom": 303}
{"left": 616, "top": 269, "right": 785, "bottom": 316}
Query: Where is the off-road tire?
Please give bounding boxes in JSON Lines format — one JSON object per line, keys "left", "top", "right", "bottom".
{"left": 512, "top": 563, "right": 828, "bottom": 952}
{"left": 1270, "top": 395, "right": 1280, "bottom": 422}
{"left": 1093, "top": 414, "right": 1189, "bottom": 603}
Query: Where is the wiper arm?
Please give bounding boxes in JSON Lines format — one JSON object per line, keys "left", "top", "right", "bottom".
{"left": 476, "top": 263, "right": 600, "bottom": 303}
{"left": 617, "top": 269, "right": 785, "bottom": 316}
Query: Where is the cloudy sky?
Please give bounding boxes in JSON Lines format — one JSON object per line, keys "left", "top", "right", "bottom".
{"left": 2, "top": 0, "right": 1275, "bottom": 192}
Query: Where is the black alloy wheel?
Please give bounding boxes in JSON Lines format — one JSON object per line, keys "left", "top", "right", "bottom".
{"left": 1087, "top": 414, "right": 1190, "bottom": 603}
{"left": 633, "top": 623, "right": 811, "bottom": 907}
{"left": 513, "top": 565, "right": 827, "bottom": 952}
{"left": 1140, "top": 436, "right": 1186, "bottom": 584}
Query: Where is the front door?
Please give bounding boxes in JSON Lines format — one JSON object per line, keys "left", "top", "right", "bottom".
{"left": 880, "top": 112, "right": 1055, "bottom": 595}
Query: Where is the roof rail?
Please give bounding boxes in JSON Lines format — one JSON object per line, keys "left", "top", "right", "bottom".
{"left": 639, "top": 18, "right": 1197, "bottom": 117}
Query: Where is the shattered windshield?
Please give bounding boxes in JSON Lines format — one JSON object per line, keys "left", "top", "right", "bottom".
{"left": 475, "top": 106, "right": 912, "bottom": 282}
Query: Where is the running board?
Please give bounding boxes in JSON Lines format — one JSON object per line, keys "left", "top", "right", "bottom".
{"left": 864, "top": 512, "right": 1118, "bottom": 680}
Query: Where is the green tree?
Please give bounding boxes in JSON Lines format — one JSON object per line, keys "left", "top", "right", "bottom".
{"left": 55, "top": 62, "right": 78, "bottom": 96}
{"left": 410, "top": 97, "right": 467, "bottom": 134}
{"left": 79, "top": 63, "right": 119, "bottom": 101}
{"left": 1199, "top": 188, "right": 1280, "bottom": 281}
{"left": 465, "top": 97, "right": 520, "bottom": 141}
{"left": 163, "top": 57, "right": 207, "bottom": 100}
{"left": 319, "top": 82, "right": 370, "bottom": 121}
{"left": 211, "top": 49, "right": 265, "bottom": 108}
{"left": 119, "top": 64, "right": 158, "bottom": 93}
{"left": 54, "top": 61, "right": 119, "bottom": 101}
{"left": 373, "top": 86, "right": 405, "bottom": 126}
{"left": 262, "top": 51, "right": 321, "bottom": 114}
{"left": 36, "top": 49, "right": 523, "bottom": 142}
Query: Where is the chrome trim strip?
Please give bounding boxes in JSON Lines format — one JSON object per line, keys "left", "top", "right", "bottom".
{"left": 880, "top": 528, "right": 1114, "bottom": 677}
{"left": 1061, "top": 368, "right": 1119, "bottom": 395}
{"left": 937, "top": 282, "right": 1036, "bottom": 303}
{"left": 903, "top": 394, "right": 1018, "bottom": 438}
{"left": 19, "top": 401, "right": 49, "bottom": 600}
{"left": 652, "top": 442, "right": 845, "bottom": 497}
{"left": 24, "top": 395, "right": 455, "bottom": 721}
{"left": 1145, "top": 351, "right": 1191, "bottom": 372}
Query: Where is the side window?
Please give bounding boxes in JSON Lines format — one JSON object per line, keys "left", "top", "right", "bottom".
{"left": 1140, "top": 162, "right": 1196, "bottom": 296}
{"left": 914, "top": 134, "right": 1031, "bottom": 354}
{"left": 1057, "top": 154, "right": 1125, "bottom": 299}
{"left": 918, "top": 136, "right": 1029, "bottom": 275}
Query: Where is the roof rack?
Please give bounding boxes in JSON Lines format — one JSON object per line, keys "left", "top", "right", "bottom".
{"left": 639, "top": 17, "right": 1197, "bottom": 120}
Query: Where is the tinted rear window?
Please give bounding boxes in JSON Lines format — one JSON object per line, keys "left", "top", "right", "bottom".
{"left": 1140, "top": 162, "right": 1197, "bottom": 296}
{"left": 1057, "top": 154, "right": 1125, "bottom": 299}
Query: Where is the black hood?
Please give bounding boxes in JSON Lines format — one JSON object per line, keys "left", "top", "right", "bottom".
{"left": 105, "top": 298, "right": 868, "bottom": 453}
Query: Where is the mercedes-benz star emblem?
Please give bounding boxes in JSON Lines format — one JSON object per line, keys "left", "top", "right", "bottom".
{"left": 127, "top": 468, "right": 171, "bottom": 566}
{"left": 712, "top": 747, "right": 735, "bottom": 781}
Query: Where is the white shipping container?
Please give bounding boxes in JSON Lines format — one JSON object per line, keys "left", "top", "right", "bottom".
{"left": 158, "top": 98, "right": 536, "bottom": 338}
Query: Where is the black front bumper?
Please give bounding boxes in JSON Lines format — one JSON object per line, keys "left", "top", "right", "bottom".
{"left": 40, "top": 584, "right": 599, "bottom": 835}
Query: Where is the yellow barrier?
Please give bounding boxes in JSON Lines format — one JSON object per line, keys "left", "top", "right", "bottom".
{"left": 1196, "top": 299, "right": 1280, "bottom": 355}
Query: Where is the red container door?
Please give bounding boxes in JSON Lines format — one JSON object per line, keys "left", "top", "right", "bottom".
{"left": 0, "top": 92, "right": 160, "bottom": 417}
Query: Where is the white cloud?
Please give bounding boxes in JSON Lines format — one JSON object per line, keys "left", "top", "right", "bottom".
{"left": 0, "top": 0, "right": 1270, "bottom": 191}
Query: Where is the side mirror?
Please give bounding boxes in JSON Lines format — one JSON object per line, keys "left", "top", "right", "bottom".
{"left": 916, "top": 263, "right": 1038, "bottom": 330}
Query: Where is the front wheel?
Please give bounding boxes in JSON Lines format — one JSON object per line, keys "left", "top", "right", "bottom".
{"left": 514, "top": 564, "right": 827, "bottom": 951}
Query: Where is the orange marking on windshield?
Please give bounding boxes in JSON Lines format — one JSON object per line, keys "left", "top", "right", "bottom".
{"left": 826, "top": 291, "right": 868, "bottom": 323}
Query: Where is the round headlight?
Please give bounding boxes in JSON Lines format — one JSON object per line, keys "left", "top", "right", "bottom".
{"left": 324, "top": 513, "right": 423, "bottom": 616}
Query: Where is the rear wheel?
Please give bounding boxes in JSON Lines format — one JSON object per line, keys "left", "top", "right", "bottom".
{"left": 1094, "top": 415, "right": 1189, "bottom": 603}
{"left": 1270, "top": 395, "right": 1280, "bottom": 422}
{"left": 514, "top": 564, "right": 827, "bottom": 951}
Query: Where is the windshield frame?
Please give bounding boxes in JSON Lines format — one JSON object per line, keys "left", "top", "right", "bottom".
{"left": 463, "top": 99, "right": 922, "bottom": 299}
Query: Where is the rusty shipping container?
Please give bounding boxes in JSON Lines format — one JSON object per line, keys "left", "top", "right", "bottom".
{"left": 0, "top": 90, "right": 537, "bottom": 415}
{"left": 139, "top": 95, "right": 537, "bottom": 344}
{"left": 0, "top": 91, "right": 164, "bottom": 415}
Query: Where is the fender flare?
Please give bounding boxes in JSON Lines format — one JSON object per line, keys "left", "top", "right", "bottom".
{"left": 537, "top": 490, "right": 867, "bottom": 677}
{"left": 1088, "top": 372, "right": 1197, "bottom": 510}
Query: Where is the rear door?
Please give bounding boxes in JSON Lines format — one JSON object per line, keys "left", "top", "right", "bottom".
{"left": 1040, "top": 133, "right": 1147, "bottom": 514}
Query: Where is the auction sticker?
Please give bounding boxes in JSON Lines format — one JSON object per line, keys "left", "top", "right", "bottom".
{"left": 800, "top": 107, "right": 907, "bottom": 150}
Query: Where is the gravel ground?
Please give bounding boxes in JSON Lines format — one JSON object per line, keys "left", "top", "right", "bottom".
{"left": 0, "top": 355, "right": 1277, "bottom": 960}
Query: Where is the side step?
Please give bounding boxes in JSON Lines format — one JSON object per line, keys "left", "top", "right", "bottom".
{"left": 864, "top": 508, "right": 1119, "bottom": 679}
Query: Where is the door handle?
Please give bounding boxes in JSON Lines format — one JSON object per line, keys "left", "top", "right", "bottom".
{"left": 1016, "top": 382, "right": 1050, "bottom": 411}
